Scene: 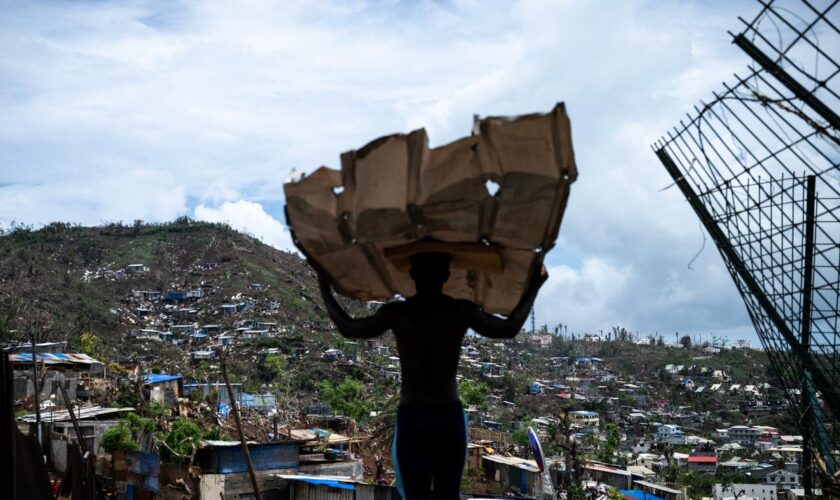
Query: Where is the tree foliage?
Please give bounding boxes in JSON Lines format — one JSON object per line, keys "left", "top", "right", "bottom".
{"left": 101, "top": 424, "right": 139, "bottom": 452}
{"left": 459, "top": 379, "right": 489, "bottom": 407}
{"left": 79, "top": 332, "right": 103, "bottom": 358}
{"left": 161, "top": 418, "right": 201, "bottom": 462}
{"left": 598, "top": 423, "right": 620, "bottom": 463}
{"left": 318, "top": 377, "right": 372, "bottom": 422}
{"left": 510, "top": 426, "right": 529, "bottom": 447}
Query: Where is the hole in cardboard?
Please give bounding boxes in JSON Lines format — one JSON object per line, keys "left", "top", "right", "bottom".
{"left": 332, "top": 186, "right": 345, "bottom": 196}
{"left": 485, "top": 179, "right": 501, "bottom": 197}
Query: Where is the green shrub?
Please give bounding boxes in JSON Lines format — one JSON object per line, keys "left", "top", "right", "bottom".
{"left": 101, "top": 424, "right": 139, "bottom": 453}
{"left": 161, "top": 419, "right": 201, "bottom": 462}
{"left": 202, "top": 426, "right": 222, "bottom": 441}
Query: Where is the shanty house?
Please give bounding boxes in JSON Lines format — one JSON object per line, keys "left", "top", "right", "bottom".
{"left": 143, "top": 373, "right": 184, "bottom": 406}
{"left": 18, "top": 405, "right": 135, "bottom": 473}
{"left": 10, "top": 352, "right": 104, "bottom": 400}
{"left": 583, "top": 463, "right": 633, "bottom": 490}
{"left": 126, "top": 263, "right": 148, "bottom": 273}
{"left": 197, "top": 441, "right": 300, "bottom": 498}
{"left": 483, "top": 454, "right": 543, "bottom": 497}
{"left": 183, "top": 382, "right": 242, "bottom": 406}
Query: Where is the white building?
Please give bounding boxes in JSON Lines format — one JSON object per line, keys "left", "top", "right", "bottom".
{"left": 527, "top": 334, "right": 553, "bottom": 349}
{"left": 714, "top": 483, "right": 777, "bottom": 500}
{"left": 568, "top": 410, "right": 599, "bottom": 427}
{"left": 656, "top": 424, "right": 686, "bottom": 444}
{"left": 764, "top": 470, "right": 800, "bottom": 490}
{"left": 728, "top": 425, "right": 779, "bottom": 447}
{"left": 733, "top": 339, "right": 752, "bottom": 349}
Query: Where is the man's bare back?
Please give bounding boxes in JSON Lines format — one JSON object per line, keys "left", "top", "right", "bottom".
{"left": 313, "top": 251, "right": 547, "bottom": 498}
{"left": 379, "top": 296, "right": 472, "bottom": 404}
{"left": 316, "top": 253, "right": 546, "bottom": 404}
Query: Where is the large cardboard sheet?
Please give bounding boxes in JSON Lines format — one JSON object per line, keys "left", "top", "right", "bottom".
{"left": 284, "top": 103, "right": 577, "bottom": 314}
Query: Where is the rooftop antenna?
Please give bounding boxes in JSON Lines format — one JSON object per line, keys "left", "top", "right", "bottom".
{"left": 530, "top": 309, "right": 536, "bottom": 334}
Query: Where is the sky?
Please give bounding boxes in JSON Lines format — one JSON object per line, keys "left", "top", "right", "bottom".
{"left": 0, "top": 0, "right": 785, "bottom": 344}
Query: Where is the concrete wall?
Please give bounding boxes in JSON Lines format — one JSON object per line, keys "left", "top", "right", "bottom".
{"left": 48, "top": 420, "right": 122, "bottom": 474}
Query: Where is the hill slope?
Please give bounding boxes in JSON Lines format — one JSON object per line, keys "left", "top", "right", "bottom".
{"left": 0, "top": 219, "right": 326, "bottom": 346}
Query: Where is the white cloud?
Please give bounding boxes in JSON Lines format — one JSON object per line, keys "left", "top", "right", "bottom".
{"left": 0, "top": 0, "right": 784, "bottom": 341}
{"left": 194, "top": 200, "right": 294, "bottom": 252}
{"left": 536, "top": 258, "right": 635, "bottom": 331}
{"left": 0, "top": 167, "right": 186, "bottom": 227}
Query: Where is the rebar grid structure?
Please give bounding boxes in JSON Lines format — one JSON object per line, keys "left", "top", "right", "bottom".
{"left": 653, "top": 0, "right": 839, "bottom": 492}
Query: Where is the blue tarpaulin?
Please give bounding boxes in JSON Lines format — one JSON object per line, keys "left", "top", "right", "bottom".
{"left": 143, "top": 373, "right": 184, "bottom": 384}
{"left": 619, "top": 489, "right": 666, "bottom": 500}
{"left": 291, "top": 478, "right": 355, "bottom": 490}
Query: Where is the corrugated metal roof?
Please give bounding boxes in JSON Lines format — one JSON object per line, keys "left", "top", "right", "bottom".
{"left": 633, "top": 480, "right": 683, "bottom": 494}
{"left": 482, "top": 454, "right": 540, "bottom": 473}
{"left": 18, "top": 405, "right": 135, "bottom": 423}
{"left": 585, "top": 464, "right": 631, "bottom": 476}
{"left": 196, "top": 441, "right": 299, "bottom": 473}
{"left": 202, "top": 440, "right": 259, "bottom": 447}
{"left": 9, "top": 352, "right": 101, "bottom": 365}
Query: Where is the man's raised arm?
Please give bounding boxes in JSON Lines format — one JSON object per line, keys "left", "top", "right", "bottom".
{"left": 469, "top": 264, "right": 548, "bottom": 339}
{"left": 316, "top": 271, "right": 392, "bottom": 339}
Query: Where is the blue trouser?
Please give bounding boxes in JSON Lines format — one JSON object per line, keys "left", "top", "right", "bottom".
{"left": 392, "top": 402, "right": 467, "bottom": 500}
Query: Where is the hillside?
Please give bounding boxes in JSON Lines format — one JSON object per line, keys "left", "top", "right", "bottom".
{"left": 0, "top": 219, "right": 326, "bottom": 346}
{"left": 0, "top": 220, "right": 778, "bottom": 429}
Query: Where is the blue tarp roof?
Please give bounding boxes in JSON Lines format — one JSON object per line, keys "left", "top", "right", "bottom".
{"left": 288, "top": 477, "right": 354, "bottom": 490}
{"left": 144, "top": 373, "right": 184, "bottom": 384}
{"left": 620, "top": 489, "right": 666, "bottom": 500}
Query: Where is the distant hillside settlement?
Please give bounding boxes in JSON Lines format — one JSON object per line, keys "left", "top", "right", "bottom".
{"left": 1, "top": 221, "right": 798, "bottom": 499}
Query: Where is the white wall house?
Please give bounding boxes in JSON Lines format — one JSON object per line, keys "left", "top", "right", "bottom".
{"left": 714, "top": 483, "right": 777, "bottom": 500}
{"left": 657, "top": 424, "right": 686, "bottom": 444}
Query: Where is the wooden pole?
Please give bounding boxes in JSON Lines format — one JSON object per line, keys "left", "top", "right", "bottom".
{"left": 30, "top": 330, "right": 42, "bottom": 447}
{"left": 220, "top": 354, "right": 262, "bottom": 500}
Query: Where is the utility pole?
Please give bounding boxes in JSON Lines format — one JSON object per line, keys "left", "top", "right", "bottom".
{"left": 30, "top": 328, "right": 42, "bottom": 447}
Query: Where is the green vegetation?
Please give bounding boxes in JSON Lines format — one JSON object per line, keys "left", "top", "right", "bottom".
{"left": 79, "top": 332, "right": 104, "bottom": 358}
{"left": 202, "top": 425, "right": 222, "bottom": 441}
{"left": 459, "top": 379, "right": 489, "bottom": 408}
{"left": 101, "top": 412, "right": 155, "bottom": 453}
{"left": 318, "top": 376, "right": 372, "bottom": 422}
{"left": 160, "top": 419, "right": 202, "bottom": 463}
{"left": 101, "top": 424, "right": 139, "bottom": 452}
{"left": 509, "top": 426, "right": 529, "bottom": 447}
{"left": 598, "top": 423, "right": 620, "bottom": 463}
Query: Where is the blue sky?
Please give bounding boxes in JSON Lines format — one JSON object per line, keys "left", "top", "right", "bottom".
{"left": 1, "top": 0, "right": 788, "bottom": 343}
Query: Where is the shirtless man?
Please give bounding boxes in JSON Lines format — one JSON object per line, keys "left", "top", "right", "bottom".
{"left": 315, "top": 252, "right": 548, "bottom": 499}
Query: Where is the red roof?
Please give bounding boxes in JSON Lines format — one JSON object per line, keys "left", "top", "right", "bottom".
{"left": 687, "top": 456, "right": 717, "bottom": 463}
